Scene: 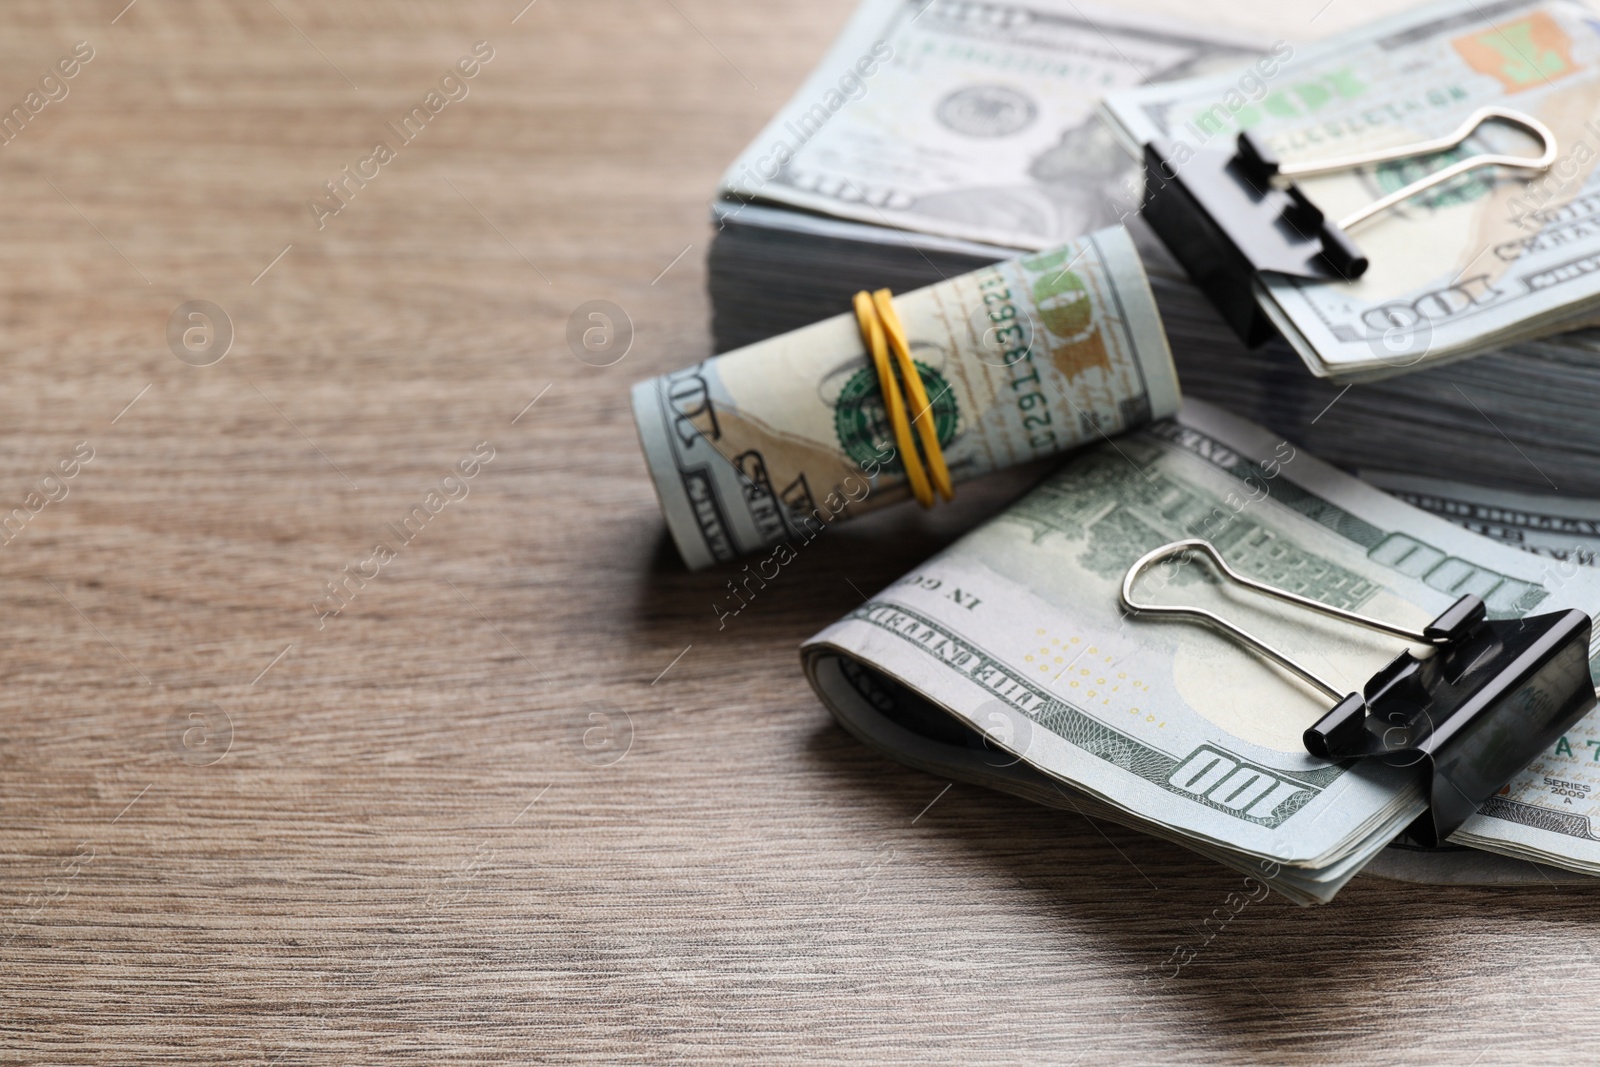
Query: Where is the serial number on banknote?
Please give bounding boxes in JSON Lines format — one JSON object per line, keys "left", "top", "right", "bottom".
{"left": 979, "top": 271, "right": 1060, "bottom": 454}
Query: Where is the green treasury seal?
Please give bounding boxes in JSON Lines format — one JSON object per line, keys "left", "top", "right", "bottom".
{"left": 833, "top": 361, "right": 959, "bottom": 474}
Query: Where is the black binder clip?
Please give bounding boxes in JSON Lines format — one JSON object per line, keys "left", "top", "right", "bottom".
{"left": 1122, "top": 539, "right": 1597, "bottom": 846}
{"left": 1139, "top": 106, "right": 1557, "bottom": 346}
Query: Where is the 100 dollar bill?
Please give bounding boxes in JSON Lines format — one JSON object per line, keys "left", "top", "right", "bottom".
{"left": 721, "top": 0, "right": 1260, "bottom": 250}
{"left": 1103, "top": 0, "right": 1600, "bottom": 378}
{"left": 803, "top": 399, "right": 1600, "bottom": 899}
{"left": 1367, "top": 469, "right": 1600, "bottom": 565}
{"left": 632, "top": 225, "right": 1179, "bottom": 569}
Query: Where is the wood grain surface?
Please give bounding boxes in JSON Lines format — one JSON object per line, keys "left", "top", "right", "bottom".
{"left": 2, "top": 1, "right": 1598, "bottom": 1063}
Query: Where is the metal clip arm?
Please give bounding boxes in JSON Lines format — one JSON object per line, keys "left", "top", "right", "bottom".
{"left": 1120, "top": 539, "right": 1435, "bottom": 703}
{"left": 1241, "top": 106, "right": 1558, "bottom": 231}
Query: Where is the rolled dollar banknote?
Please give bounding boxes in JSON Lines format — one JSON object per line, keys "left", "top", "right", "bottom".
{"left": 632, "top": 224, "right": 1180, "bottom": 569}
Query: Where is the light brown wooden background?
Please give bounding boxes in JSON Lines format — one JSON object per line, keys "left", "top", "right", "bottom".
{"left": 2, "top": 1, "right": 1597, "bottom": 1063}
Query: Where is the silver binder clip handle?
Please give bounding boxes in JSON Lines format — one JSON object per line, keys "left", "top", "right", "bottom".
{"left": 1120, "top": 539, "right": 1434, "bottom": 703}
{"left": 1272, "top": 106, "right": 1557, "bottom": 232}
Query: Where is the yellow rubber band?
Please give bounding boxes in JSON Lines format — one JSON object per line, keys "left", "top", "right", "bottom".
{"left": 854, "top": 291, "right": 931, "bottom": 507}
{"left": 872, "top": 289, "right": 954, "bottom": 503}
{"left": 852, "top": 289, "right": 954, "bottom": 509}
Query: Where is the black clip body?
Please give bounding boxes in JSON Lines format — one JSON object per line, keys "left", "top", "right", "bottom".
{"left": 1306, "top": 595, "right": 1595, "bottom": 846}
{"left": 1123, "top": 540, "right": 1597, "bottom": 846}
{"left": 1138, "top": 106, "right": 1558, "bottom": 347}
{"left": 1141, "top": 135, "right": 1363, "bottom": 347}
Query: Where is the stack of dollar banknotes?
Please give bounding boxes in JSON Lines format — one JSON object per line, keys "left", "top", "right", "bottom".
{"left": 632, "top": 0, "right": 1600, "bottom": 903}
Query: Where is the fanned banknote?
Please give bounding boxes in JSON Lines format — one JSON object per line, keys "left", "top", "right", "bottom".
{"left": 633, "top": 225, "right": 1178, "bottom": 569}
{"left": 802, "top": 399, "right": 1600, "bottom": 902}
{"left": 719, "top": 0, "right": 1261, "bottom": 251}
{"left": 1101, "top": 0, "right": 1600, "bottom": 381}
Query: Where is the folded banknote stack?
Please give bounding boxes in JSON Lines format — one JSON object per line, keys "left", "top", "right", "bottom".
{"left": 1101, "top": 0, "right": 1600, "bottom": 495}
{"left": 1099, "top": 0, "right": 1600, "bottom": 381}
{"left": 801, "top": 400, "right": 1600, "bottom": 902}
{"left": 632, "top": 0, "right": 1600, "bottom": 901}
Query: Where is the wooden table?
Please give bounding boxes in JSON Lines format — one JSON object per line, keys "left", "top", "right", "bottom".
{"left": 4, "top": 1, "right": 1597, "bottom": 1062}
